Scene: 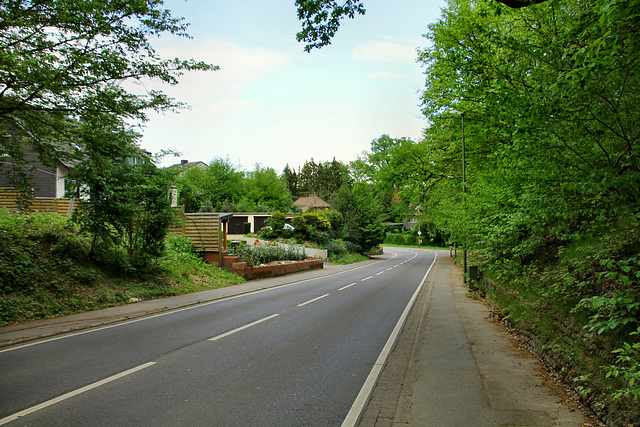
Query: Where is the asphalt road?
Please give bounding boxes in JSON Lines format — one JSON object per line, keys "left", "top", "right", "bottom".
{"left": 0, "top": 248, "right": 435, "bottom": 426}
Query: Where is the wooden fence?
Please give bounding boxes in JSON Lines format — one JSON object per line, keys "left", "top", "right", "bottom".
{"left": 169, "top": 212, "right": 222, "bottom": 252}
{"left": 1, "top": 188, "right": 223, "bottom": 254}
{"left": 0, "top": 188, "right": 79, "bottom": 216}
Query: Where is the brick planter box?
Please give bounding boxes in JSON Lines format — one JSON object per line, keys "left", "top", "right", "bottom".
{"left": 226, "top": 258, "right": 323, "bottom": 280}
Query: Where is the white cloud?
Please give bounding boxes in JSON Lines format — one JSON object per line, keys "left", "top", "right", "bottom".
{"left": 141, "top": 37, "right": 292, "bottom": 99}
{"left": 352, "top": 40, "right": 418, "bottom": 63}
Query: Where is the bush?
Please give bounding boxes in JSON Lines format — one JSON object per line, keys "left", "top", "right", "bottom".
{"left": 302, "top": 211, "right": 331, "bottom": 230}
{"left": 270, "top": 211, "right": 286, "bottom": 234}
{"left": 243, "top": 222, "right": 251, "bottom": 234}
{"left": 384, "top": 230, "right": 419, "bottom": 246}
{"left": 258, "top": 225, "right": 275, "bottom": 239}
{"left": 325, "top": 239, "right": 358, "bottom": 256}
{"left": 292, "top": 215, "right": 308, "bottom": 240}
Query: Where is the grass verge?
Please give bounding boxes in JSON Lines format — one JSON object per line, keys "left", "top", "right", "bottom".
{"left": 0, "top": 211, "right": 245, "bottom": 326}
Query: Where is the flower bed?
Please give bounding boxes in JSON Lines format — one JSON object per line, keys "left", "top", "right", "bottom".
{"left": 228, "top": 258, "right": 323, "bottom": 280}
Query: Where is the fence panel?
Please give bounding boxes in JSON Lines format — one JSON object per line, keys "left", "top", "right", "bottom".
{"left": 170, "top": 212, "right": 221, "bottom": 252}
{"left": 0, "top": 188, "right": 78, "bottom": 216}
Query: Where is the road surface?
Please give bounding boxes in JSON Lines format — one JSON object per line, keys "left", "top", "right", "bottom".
{"left": 0, "top": 248, "right": 434, "bottom": 426}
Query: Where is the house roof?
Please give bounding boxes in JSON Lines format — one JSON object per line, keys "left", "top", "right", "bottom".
{"left": 168, "top": 160, "right": 207, "bottom": 171}
{"left": 294, "top": 194, "right": 331, "bottom": 212}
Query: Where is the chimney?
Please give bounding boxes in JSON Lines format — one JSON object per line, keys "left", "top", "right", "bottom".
{"left": 181, "top": 160, "right": 188, "bottom": 165}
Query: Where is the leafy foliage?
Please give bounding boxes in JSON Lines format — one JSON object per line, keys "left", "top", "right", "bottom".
{"left": 295, "top": 0, "right": 365, "bottom": 51}
{"left": 0, "top": 212, "right": 243, "bottom": 325}
{"left": 172, "top": 157, "right": 244, "bottom": 213}
{"left": 0, "top": 0, "right": 216, "bottom": 195}
{"left": 285, "top": 158, "right": 351, "bottom": 202}
{"left": 243, "top": 164, "right": 293, "bottom": 213}
{"left": 67, "top": 115, "right": 174, "bottom": 270}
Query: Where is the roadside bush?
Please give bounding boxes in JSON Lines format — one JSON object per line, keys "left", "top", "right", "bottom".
{"left": 162, "top": 234, "right": 202, "bottom": 264}
{"left": 325, "top": 239, "right": 358, "bottom": 256}
{"left": 270, "top": 211, "right": 286, "bottom": 234}
{"left": 384, "top": 231, "right": 417, "bottom": 246}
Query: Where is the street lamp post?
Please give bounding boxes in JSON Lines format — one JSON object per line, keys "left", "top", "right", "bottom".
{"left": 451, "top": 110, "right": 467, "bottom": 285}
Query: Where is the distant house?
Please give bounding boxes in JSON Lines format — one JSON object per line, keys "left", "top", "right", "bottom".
{"left": 0, "top": 146, "right": 76, "bottom": 199}
{"left": 168, "top": 159, "right": 207, "bottom": 173}
{"left": 294, "top": 194, "right": 331, "bottom": 213}
{"left": 0, "top": 145, "right": 153, "bottom": 200}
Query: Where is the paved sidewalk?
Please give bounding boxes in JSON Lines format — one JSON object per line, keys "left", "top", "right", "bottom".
{"left": 359, "top": 253, "right": 598, "bottom": 426}
{"left": 0, "top": 259, "right": 380, "bottom": 348}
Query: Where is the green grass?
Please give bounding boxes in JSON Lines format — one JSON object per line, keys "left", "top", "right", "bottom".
{"left": 0, "top": 211, "right": 245, "bottom": 326}
{"left": 328, "top": 252, "right": 370, "bottom": 264}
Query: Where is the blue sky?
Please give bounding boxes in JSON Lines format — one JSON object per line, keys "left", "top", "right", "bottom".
{"left": 139, "top": 0, "right": 447, "bottom": 171}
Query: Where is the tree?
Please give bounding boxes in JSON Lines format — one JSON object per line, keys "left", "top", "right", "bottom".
{"left": 244, "top": 164, "right": 293, "bottom": 213}
{"left": 291, "top": 158, "right": 350, "bottom": 201}
{"left": 173, "top": 157, "right": 244, "bottom": 213}
{"left": 67, "top": 114, "right": 174, "bottom": 270}
{"left": 295, "top": 0, "right": 552, "bottom": 51}
{"left": 0, "top": 0, "right": 216, "bottom": 195}
{"left": 331, "top": 182, "right": 384, "bottom": 251}
{"left": 282, "top": 164, "right": 298, "bottom": 197}
{"left": 295, "top": 0, "right": 366, "bottom": 52}
{"left": 351, "top": 135, "right": 424, "bottom": 223}
{"left": 416, "top": 0, "right": 640, "bottom": 259}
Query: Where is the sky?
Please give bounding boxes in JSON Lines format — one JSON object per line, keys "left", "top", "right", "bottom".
{"left": 138, "top": 0, "right": 448, "bottom": 172}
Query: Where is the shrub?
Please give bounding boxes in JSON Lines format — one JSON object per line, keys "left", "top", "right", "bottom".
{"left": 302, "top": 211, "right": 331, "bottom": 230}
{"left": 292, "top": 215, "right": 308, "bottom": 240}
{"left": 270, "top": 211, "right": 286, "bottom": 234}
{"left": 325, "top": 239, "right": 358, "bottom": 256}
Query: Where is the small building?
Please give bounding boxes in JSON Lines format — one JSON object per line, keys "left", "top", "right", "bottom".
{"left": 0, "top": 146, "right": 76, "bottom": 199}
{"left": 294, "top": 194, "right": 331, "bottom": 213}
{"left": 168, "top": 159, "right": 207, "bottom": 173}
{"left": 227, "top": 213, "right": 272, "bottom": 235}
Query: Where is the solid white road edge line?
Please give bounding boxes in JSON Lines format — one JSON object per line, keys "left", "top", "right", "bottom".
{"left": 209, "top": 314, "right": 280, "bottom": 342}
{"left": 0, "top": 362, "right": 157, "bottom": 425}
{"left": 341, "top": 252, "right": 438, "bottom": 427}
{"left": 297, "top": 294, "right": 330, "bottom": 307}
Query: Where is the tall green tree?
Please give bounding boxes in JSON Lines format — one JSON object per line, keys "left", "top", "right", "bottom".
{"left": 331, "top": 182, "right": 384, "bottom": 251}
{"left": 174, "top": 157, "right": 244, "bottom": 212}
{"left": 67, "top": 114, "right": 174, "bottom": 270}
{"left": 418, "top": 0, "right": 640, "bottom": 259}
{"left": 282, "top": 164, "right": 298, "bottom": 197}
{"left": 244, "top": 164, "right": 293, "bottom": 213}
{"left": 0, "top": 0, "right": 216, "bottom": 196}
{"left": 351, "top": 135, "right": 424, "bottom": 223}
{"left": 291, "top": 158, "right": 349, "bottom": 201}
{"left": 295, "top": 0, "right": 550, "bottom": 51}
